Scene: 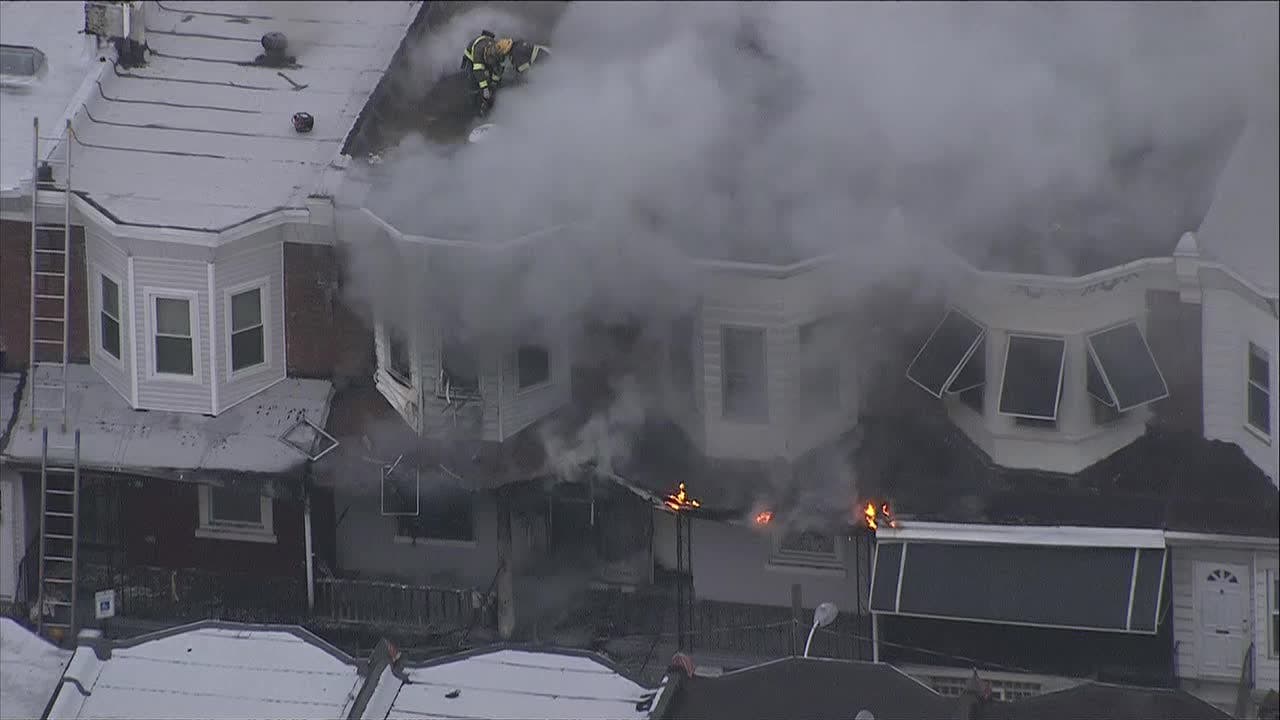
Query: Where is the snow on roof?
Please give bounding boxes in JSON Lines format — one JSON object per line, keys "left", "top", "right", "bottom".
{"left": 65, "top": 1, "right": 419, "bottom": 231}
{"left": 2, "top": 363, "right": 333, "bottom": 479}
{"left": 365, "top": 648, "right": 665, "bottom": 720}
{"left": 45, "top": 622, "right": 363, "bottom": 720}
{"left": 1196, "top": 107, "right": 1280, "bottom": 296}
{"left": 0, "top": 0, "right": 98, "bottom": 196}
{"left": 0, "top": 618, "right": 73, "bottom": 720}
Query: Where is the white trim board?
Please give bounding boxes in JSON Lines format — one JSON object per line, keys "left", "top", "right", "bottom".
{"left": 877, "top": 522, "right": 1167, "bottom": 549}
{"left": 143, "top": 287, "right": 203, "bottom": 384}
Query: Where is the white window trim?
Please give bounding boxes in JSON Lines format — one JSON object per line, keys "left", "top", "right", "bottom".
{"left": 1244, "top": 341, "right": 1272, "bottom": 443}
{"left": 223, "top": 277, "right": 271, "bottom": 381}
{"left": 92, "top": 264, "right": 125, "bottom": 370}
{"left": 195, "top": 485, "right": 276, "bottom": 544}
{"left": 515, "top": 343, "right": 552, "bottom": 395}
{"left": 144, "top": 288, "right": 201, "bottom": 383}
{"left": 721, "top": 324, "right": 770, "bottom": 423}
{"left": 766, "top": 530, "right": 846, "bottom": 575}
{"left": 379, "top": 321, "right": 414, "bottom": 388}
{"left": 996, "top": 332, "right": 1067, "bottom": 422}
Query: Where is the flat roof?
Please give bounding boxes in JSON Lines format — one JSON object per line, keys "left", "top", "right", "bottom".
{"left": 2, "top": 363, "right": 333, "bottom": 482}
{"left": 365, "top": 647, "right": 665, "bottom": 720}
{"left": 0, "top": 618, "right": 72, "bottom": 720}
{"left": 45, "top": 622, "right": 363, "bottom": 720}
{"left": 0, "top": 0, "right": 97, "bottom": 195}
{"left": 61, "top": 1, "right": 419, "bottom": 231}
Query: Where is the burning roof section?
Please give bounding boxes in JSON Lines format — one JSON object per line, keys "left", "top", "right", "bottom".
{"left": 60, "top": 1, "right": 418, "bottom": 232}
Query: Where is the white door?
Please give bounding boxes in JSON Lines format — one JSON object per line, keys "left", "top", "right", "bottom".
{"left": 1197, "top": 563, "right": 1250, "bottom": 678}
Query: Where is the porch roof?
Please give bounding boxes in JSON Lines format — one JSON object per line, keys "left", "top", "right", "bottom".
{"left": 363, "top": 646, "right": 667, "bottom": 720}
{"left": 45, "top": 621, "right": 362, "bottom": 720}
{"left": 1, "top": 364, "right": 333, "bottom": 485}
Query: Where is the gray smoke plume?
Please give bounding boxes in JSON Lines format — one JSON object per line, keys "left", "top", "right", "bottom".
{"left": 339, "top": 1, "right": 1278, "bottom": 503}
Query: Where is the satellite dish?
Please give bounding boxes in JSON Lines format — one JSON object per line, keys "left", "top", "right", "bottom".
{"left": 468, "top": 123, "right": 497, "bottom": 144}
{"left": 813, "top": 602, "right": 838, "bottom": 628}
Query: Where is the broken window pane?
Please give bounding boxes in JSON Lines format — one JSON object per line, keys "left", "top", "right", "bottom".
{"left": 396, "top": 487, "right": 475, "bottom": 542}
{"left": 999, "top": 335, "right": 1065, "bottom": 420}
{"left": 517, "top": 344, "right": 550, "bottom": 389}
{"left": 798, "top": 318, "right": 841, "bottom": 413}
{"left": 387, "top": 327, "right": 412, "bottom": 385}
{"left": 1087, "top": 322, "right": 1168, "bottom": 411}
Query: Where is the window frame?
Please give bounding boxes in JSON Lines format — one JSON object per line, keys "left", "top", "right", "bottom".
{"left": 997, "top": 332, "right": 1067, "bottom": 423}
{"left": 383, "top": 323, "right": 414, "bottom": 388}
{"left": 1245, "top": 342, "right": 1272, "bottom": 441}
{"left": 797, "top": 318, "right": 842, "bottom": 414}
{"left": 721, "top": 325, "right": 769, "bottom": 423}
{"left": 94, "top": 267, "right": 125, "bottom": 367}
{"left": 516, "top": 343, "right": 552, "bottom": 392}
{"left": 391, "top": 478, "right": 479, "bottom": 547}
{"left": 195, "top": 485, "right": 276, "bottom": 544}
{"left": 144, "top": 288, "right": 201, "bottom": 382}
{"left": 224, "top": 278, "right": 271, "bottom": 379}
{"left": 767, "top": 527, "right": 845, "bottom": 573}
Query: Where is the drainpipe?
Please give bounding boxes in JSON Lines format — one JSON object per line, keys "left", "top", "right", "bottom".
{"left": 303, "top": 464, "right": 316, "bottom": 612}
{"left": 872, "top": 613, "right": 881, "bottom": 663}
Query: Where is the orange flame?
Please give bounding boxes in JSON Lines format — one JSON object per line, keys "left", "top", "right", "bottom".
{"left": 862, "top": 501, "right": 896, "bottom": 531}
{"left": 664, "top": 482, "right": 702, "bottom": 512}
{"left": 754, "top": 510, "right": 774, "bottom": 526}
{"left": 864, "top": 502, "right": 878, "bottom": 531}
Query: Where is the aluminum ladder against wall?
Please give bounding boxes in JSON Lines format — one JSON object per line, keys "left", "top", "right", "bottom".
{"left": 37, "top": 427, "right": 81, "bottom": 642}
{"left": 28, "top": 117, "right": 74, "bottom": 433}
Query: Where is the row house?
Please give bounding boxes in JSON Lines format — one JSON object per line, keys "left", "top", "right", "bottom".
{"left": 0, "top": 0, "right": 422, "bottom": 637}
{"left": 335, "top": 13, "right": 1278, "bottom": 718}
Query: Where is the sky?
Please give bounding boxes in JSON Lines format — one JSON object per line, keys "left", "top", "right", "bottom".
{"left": 338, "top": 1, "right": 1278, "bottom": 524}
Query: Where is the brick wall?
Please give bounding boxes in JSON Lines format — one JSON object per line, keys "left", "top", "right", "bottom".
{"left": 0, "top": 219, "right": 89, "bottom": 371}
{"left": 283, "top": 242, "right": 374, "bottom": 381}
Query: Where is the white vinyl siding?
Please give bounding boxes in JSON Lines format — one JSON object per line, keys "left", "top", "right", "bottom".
{"left": 133, "top": 258, "right": 211, "bottom": 413}
{"left": 1172, "top": 545, "right": 1280, "bottom": 695}
{"left": 85, "top": 232, "right": 131, "bottom": 403}
{"left": 1202, "top": 288, "right": 1278, "bottom": 482}
{"left": 214, "top": 243, "right": 284, "bottom": 412}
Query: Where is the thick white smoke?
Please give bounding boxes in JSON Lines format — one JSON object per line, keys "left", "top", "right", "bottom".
{"left": 339, "top": 1, "right": 1277, "bottom": 505}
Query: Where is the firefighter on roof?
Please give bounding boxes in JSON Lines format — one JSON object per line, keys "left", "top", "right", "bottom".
{"left": 462, "top": 30, "right": 514, "bottom": 117}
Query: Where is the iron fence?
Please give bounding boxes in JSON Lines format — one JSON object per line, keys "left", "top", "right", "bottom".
{"left": 80, "top": 562, "right": 306, "bottom": 624}
{"left": 314, "top": 576, "right": 483, "bottom": 634}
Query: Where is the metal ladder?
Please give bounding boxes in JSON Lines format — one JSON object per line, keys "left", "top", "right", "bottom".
{"left": 28, "top": 117, "right": 74, "bottom": 433}
{"left": 37, "top": 427, "right": 81, "bottom": 642}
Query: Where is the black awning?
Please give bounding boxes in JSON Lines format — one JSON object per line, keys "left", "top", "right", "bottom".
{"left": 1087, "top": 323, "right": 1169, "bottom": 412}
{"left": 998, "top": 335, "right": 1066, "bottom": 420}
{"left": 869, "top": 541, "right": 1167, "bottom": 633}
{"left": 907, "top": 310, "right": 986, "bottom": 398}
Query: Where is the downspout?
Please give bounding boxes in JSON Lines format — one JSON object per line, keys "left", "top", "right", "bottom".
{"left": 303, "top": 461, "right": 315, "bottom": 612}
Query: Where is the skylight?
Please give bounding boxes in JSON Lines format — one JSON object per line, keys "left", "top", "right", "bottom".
{"left": 1086, "top": 322, "right": 1169, "bottom": 412}
{"left": 998, "top": 335, "right": 1066, "bottom": 421}
{"left": 906, "top": 309, "right": 986, "bottom": 398}
{"left": 0, "top": 44, "right": 45, "bottom": 77}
